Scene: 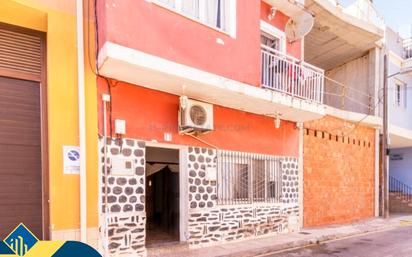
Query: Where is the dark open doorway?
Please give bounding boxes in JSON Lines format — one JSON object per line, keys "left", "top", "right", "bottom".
{"left": 145, "top": 147, "right": 180, "bottom": 246}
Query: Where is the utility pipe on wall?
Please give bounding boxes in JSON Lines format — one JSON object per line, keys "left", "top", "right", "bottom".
{"left": 297, "top": 122, "right": 304, "bottom": 229}
{"left": 102, "top": 94, "right": 110, "bottom": 257}
{"left": 382, "top": 53, "right": 389, "bottom": 219}
{"left": 76, "top": 0, "right": 87, "bottom": 243}
{"left": 375, "top": 128, "right": 380, "bottom": 217}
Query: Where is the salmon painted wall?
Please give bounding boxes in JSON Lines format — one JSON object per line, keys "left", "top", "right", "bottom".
{"left": 97, "top": 78, "right": 299, "bottom": 157}
{"left": 0, "top": 0, "right": 99, "bottom": 232}
{"left": 260, "top": 1, "right": 301, "bottom": 59}
{"left": 96, "top": 0, "right": 301, "bottom": 87}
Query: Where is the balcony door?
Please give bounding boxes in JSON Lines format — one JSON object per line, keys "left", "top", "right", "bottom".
{"left": 260, "top": 21, "right": 287, "bottom": 90}
{"left": 261, "top": 32, "right": 281, "bottom": 51}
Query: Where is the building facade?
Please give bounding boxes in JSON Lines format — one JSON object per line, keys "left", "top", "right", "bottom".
{"left": 0, "top": 0, "right": 99, "bottom": 246}
{"left": 300, "top": 0, "right": 383, "bottom": 227}
{"left": 385, "top": 27, "right": 412, "bottom": 213}
{"left": 96, "top": 1, "right": 313, "bottom": 255}
{"left": 0, "top": 1, "right": 389, "bottom": 257}
{"left": 95, "top": 0, "right": 383, "bottom": 256}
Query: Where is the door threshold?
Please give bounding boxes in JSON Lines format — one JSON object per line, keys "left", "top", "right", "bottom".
{"left": 146, "top": 240, "right": 187, "bottom": 249}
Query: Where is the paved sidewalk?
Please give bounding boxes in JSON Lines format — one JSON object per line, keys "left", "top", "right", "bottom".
{"left": 147, "top": 214, "right": 412, "bottom": 257}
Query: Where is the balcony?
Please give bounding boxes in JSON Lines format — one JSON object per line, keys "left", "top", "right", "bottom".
{"left": 261, "top": 45, "right": 376, "bottom": 115}
{"left": 304, "top": 0, "right": 383, "bottom": 70}
{"left": 98, "top": 42, "right": 326, "bottom": 123}
{"left": 323, "top": 77, "right": 375, "bottom": 115}
{"left": 261, "top": 45, "right": 325, "bottom": 104}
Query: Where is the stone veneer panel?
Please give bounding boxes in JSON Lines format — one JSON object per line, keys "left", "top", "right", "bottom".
{"left": 99, "top": 136, "right": 146, "bottom": 257}
{"left": 188, "top": 205, "right": 299, "bottom": 246}
{"left": 187, "top": 147, "right": 300, "bottom": 246}
{"left": 281, "top": 157, "right": 299, "bottom": 204}
{"left": 98, "top": 141, "right": 300, "bottom": 253}
{"left": 187, "top": 147, "right": 217, "bottom": 209}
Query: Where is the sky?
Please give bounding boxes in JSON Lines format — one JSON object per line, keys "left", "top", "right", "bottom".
{"left": 339, "top": 0, "right": 412, "bottom": 37}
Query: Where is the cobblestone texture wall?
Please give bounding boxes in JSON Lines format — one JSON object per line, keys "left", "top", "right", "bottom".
{"left": 281, "top": 157, "right": 299, "bottom": 204}
{"left": 188, "top": 205, "right": 299, "bottom": 246}
{"left": 187, "top": 147, "right": 300, "bottom": 246}
{"left": 99, "top": 137, "right": 146, "bottom": 257}
{"left": 304, "top": 116, "right": 375, "bottom": 227}
{"left": 188, "top": 147, "right": 217, "bottom": 209}
{"left": 98, "top": 141, "right": 300, "bottom": 254}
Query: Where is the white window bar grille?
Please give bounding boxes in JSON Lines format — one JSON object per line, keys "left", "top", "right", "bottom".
{"left": 217, "top": 150, "right": 282, "bottom": 205}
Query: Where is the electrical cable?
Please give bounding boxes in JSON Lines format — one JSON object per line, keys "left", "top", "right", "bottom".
{"left": 86, "top": 0, "right": 98, "bottom": 76}
{"left": 184, "top": 133, "right": 219, "bottom": 150}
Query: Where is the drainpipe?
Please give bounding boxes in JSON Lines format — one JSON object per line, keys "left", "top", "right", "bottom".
{"left": 375, "top": 128, "right": 380, "bottom": 217}
{"left": 76, "top": 0, "right": 87, "bottom": 243}
{"left": 297, "top": 122, "right": 304, "bottom": 229}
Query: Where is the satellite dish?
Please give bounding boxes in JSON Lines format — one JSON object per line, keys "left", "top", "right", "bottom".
{"left": 285, "top": 11, "right": 314, "bottom": 42}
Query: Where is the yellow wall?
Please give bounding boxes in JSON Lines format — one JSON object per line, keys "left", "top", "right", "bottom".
{"left": 0, "top": 0, "right": 99, "bottom": 231}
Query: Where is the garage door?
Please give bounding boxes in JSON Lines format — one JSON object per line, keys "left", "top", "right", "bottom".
{"left": 0, "top": 26, "right": 44, "bottom": 239}
{"left": 0, "top": 77, "right": 42, "bottom": 238}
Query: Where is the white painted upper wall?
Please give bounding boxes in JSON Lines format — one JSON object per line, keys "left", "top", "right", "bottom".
{"left": 386, "top": 28, "right": 412, "bottom": 131}
{"left": 386, "top": 27, "right": 404, "bottom": 57}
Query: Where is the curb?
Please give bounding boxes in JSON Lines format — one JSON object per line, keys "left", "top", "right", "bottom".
{"left": 218, "top": 222, "right": 410, "bottom": 257}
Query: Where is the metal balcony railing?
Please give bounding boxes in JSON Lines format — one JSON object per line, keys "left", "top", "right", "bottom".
{"left": 404, "top": 38, "right": 412, "bottom": 60}
{"left": 323, "top": 77, "right": 376, "bottom": 115}
{"left": 343, "top": 0, "right": 385, "bottom": 29}
{"left": 261, "top": 45, "right": 325, "bottom": 104}
{"left": 390, "top": 176, "right": 412, "bottom": 204}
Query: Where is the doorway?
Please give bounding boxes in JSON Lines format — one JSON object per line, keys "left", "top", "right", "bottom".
{"left": 145, "top": 147, "right": 180, "bottom": 246}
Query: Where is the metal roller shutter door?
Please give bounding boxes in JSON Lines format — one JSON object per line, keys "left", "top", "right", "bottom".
{"left": 0, "top": 27, "right": 43, "bottom": 239}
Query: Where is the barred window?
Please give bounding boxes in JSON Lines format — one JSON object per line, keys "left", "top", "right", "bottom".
{"left": 217, "top": 150, "right": 282, "bottom": 205}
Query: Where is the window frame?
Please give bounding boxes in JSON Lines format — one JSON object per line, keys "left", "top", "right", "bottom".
{"left": 216, "top": 151, "right": 282, "bottom": 205}
{"left": 394, "top": 79, "right": 407, "bottom": 109}
{"left": 150, "top": 0, "right": 237, "bottom": 38}
{"left": 260, "top": 20, "right": 286, "bottom": 53}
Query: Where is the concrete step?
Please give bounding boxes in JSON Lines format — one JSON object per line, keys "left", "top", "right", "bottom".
{"left": 146, "top": 241, "right": 190, "bottom": 256}
{"left": 390, "top": 194, "right": 412, "bottom": 213}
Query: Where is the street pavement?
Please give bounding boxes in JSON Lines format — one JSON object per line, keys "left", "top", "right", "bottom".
{"left": 264, "top": 226, "right": 412, "bottom": 257}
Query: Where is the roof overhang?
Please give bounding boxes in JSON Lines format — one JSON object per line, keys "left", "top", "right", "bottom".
{"left": 325, "top": 105, "right": 382, "bottom": 128}
{"left": 304, "top": 0, "right": 384, "bottom": 70}
{"left": 98, "top": 42, "right": 326, "bottom": 123}
{"left": 389, "top": 125, "right": 412, "bottom": 149}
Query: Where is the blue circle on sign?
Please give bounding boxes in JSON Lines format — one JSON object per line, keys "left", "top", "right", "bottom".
{"left": 68, "top": 150, "right": 80, "bottom": 161}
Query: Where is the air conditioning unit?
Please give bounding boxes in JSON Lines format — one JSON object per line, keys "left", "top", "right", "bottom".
{"left": 179, "top": 98, "right": 213, "bottom": 133}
